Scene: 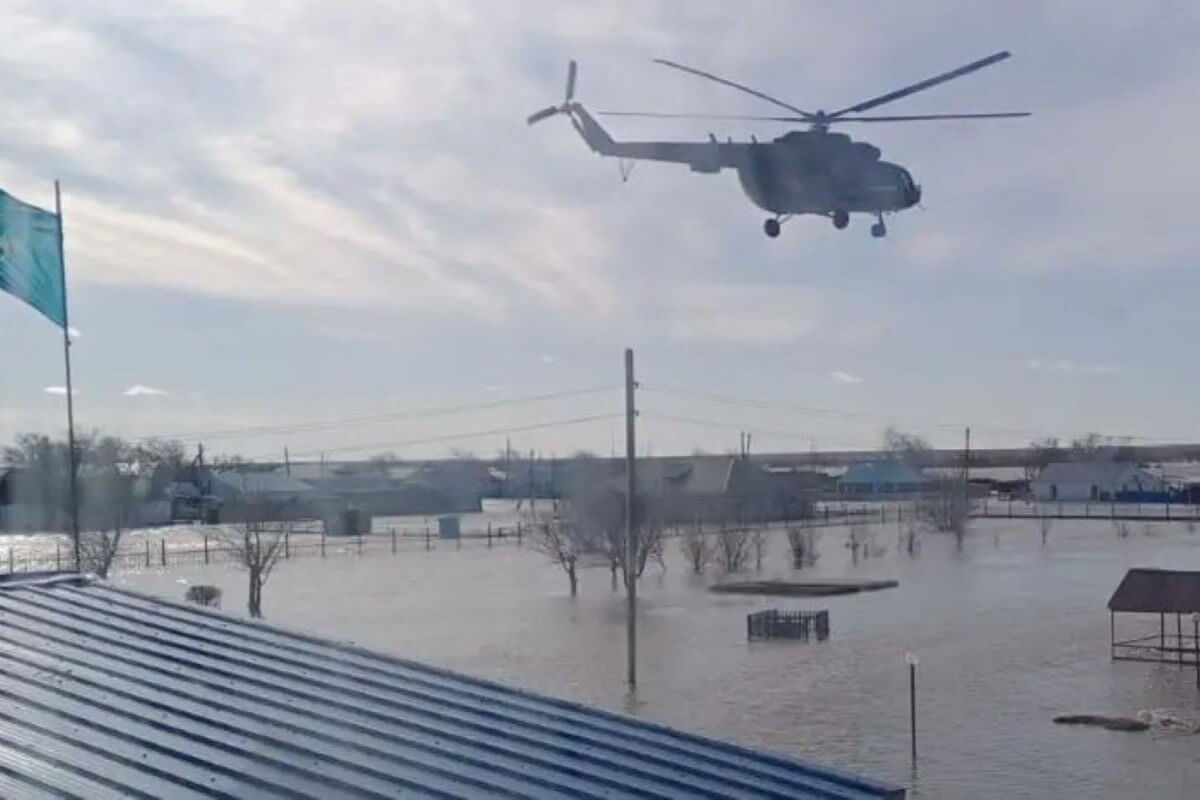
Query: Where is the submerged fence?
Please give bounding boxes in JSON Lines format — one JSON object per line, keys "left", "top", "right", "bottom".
{"left": 0, "top": 520, "right": 536, "bottom": 576}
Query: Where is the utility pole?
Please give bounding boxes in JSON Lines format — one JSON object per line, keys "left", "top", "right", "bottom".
{"left": 528, "top": 449, "right": 536, "bottom": 515}
{"left": 964, "top": 426, "right": 971, "bottom": 508}
{"left": 624, "top": 348, "right": 638, "bottom": 688}
{"left": 284, "top": 446, "right": 291, "bottom": 476}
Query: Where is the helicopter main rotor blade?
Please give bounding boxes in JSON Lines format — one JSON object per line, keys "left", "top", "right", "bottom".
{"left": 598, "top": 111, "right": 806, "bottom": 122}
{"left": 526, "top": 106, "right": 560, "bottom": 125}
{"left": 565, "top": 60, "right": 577, "bottom": 102}
{"left": 834, "top": 111, "right": 1031, "bottom": 122}
{"left": 829, "top": 51, "right": 1013, "bottom": 119}
{"left": 653, "top": 58, "right": 813, "bottom": 119}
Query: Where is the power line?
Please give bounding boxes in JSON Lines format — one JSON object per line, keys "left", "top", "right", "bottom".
{"left": 642, "top": 382, "right": 1187, "bottom": 445}
{"left": 251, "top": 412, "right": 623, "bottom": 461}
{"left": 641, "top": 412, "right": 810, "bottom": 441}
{"left": 144, "top": 385, "right": 622, "bottom": 443}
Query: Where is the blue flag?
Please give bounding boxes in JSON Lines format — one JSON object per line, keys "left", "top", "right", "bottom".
{"left": 0, "top": 188, "right": 65, "bottom": 328}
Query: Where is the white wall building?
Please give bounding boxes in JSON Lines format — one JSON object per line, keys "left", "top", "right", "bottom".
{"left": 1031, "top": 462, "right": 1164, "bottom": 502}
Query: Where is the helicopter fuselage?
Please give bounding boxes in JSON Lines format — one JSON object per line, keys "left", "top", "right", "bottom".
{"left": 566, "top": 105, "right": 920, "bottom": 222}
{"left": 736, "top": 134, "right": 920, "bottom": 216}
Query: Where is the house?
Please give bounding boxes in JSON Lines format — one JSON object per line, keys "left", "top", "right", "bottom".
{"left": 284, "top": 460, "right": 488, "bottom": 516}
{"left": 0, "top": 571, "right": 905, "bottom": 798}
{"left": 208, "top": 468, "right": 325, "bottom": 521}
{"left": 562, "top": 456, "right": 826, "bottom": 524}
{"left": 1031, "top": 461, "right": 1166, "bottom": 502}
{"left": 839, "top": 460, "right": 928, "bottom": 496}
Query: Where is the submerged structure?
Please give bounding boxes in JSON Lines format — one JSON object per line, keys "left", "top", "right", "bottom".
{"left": 1108, "top": 568, "right": 1200, "bottom": 673}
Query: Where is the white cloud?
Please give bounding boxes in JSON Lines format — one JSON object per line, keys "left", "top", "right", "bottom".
{"left": 43, "top": 386, "right": 75, "bottom": 396}
{"left": 828, "top": 371, "right": 864, "bottom": 385}
{"left": 123, "top": 384, "right": 169, "bottom": 397}
{"left": 666, "top": 283, "right": 820, "bottom": 345}
{"left": 1022, "top": 359, "right": 1117, "bottom": 376}
{"left": 313, "top": 325, "right": 382, "bottom": 342}
{"left": 539, "top": 354, "right": 556, "bottom": 364}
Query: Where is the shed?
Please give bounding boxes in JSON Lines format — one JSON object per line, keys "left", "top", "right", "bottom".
{"left": 1107, "top": 568, "right": 1200, "bottom": 666}
{"left": 0, "top": 573, "right": 904, "bottom": 798}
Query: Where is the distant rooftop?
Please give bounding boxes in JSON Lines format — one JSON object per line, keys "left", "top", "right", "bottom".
{"left": 0, "top": 573, "right": 904, "bottom": 799}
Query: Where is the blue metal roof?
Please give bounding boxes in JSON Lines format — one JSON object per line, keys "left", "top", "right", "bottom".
{"left": 840, "top": 461, "right": 925, "bottom": 487}
{"left": 0, "top": 573, "right": 904, "bottom": 799}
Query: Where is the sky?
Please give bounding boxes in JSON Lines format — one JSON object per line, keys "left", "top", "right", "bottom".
{"left": 3, "top": 0, "right": 1200, "bottom": 461}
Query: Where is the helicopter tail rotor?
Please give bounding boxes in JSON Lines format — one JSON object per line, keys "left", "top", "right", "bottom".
{"left": 527, "top": 60, "right": 578, "bottom": 125}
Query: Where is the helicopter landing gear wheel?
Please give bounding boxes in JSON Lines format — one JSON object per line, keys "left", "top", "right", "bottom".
{"left": 871, "top": 220, "right": 887, "bottom": 238}
{"left": 763, "top": 218, "right": 781, "bottom": 238}
{"left": 832, "top": 209, "right": 849, "bottom": 230}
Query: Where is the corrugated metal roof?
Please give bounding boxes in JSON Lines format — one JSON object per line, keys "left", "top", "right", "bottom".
{"left": 1108, "top": 568, "right": 1200, "bottom": 614}
{"left": 1033, "top": 461, "right": 1151, "bottom": 487}
{"left": 210, "top": 469, "right": 317, "bottom": 496}
{"left": 840, "top": 461, "right": 925, "bottom": 486}
{"left": 0, "top": 573, "right": 904, "bottom": 799}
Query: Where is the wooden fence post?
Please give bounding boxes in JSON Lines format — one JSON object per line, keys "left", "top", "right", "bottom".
{"left": 487, "top": 523, "right": 492, "bottom": 548}
{"left": 321, "top": 531, "right": 326, "bottom": 558}
{"left": 516, "top": 522, "right": 522, "bottom": 546}
{"left": 391, "top": 527, "right": 397, "bottom": 554}
{"left": 55, "top": 543, "right": 61, "bottom": 571}
{"left": 425, "top": 527, "right": 431, "bottom": 551}
{"left": 160, "top": 538, "right": 166, "bottom": 567}
{"left": 284, "top": 531, "right": 290, "bottom": 560}
{"left": 357, "top": 535, "right": 363, "bottom": 556}
{"left": 144, "top": 540, "right": 151, "bottom": 568}
{"left": 203, "top": 533, "right": 209, "bottom": 564}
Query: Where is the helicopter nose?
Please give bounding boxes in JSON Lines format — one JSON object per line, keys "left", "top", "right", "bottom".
{"left": 907, "top": 183, "right": 922, "bottom": 207}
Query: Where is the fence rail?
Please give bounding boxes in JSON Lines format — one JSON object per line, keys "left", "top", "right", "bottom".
{"left": 972, "top": 499, "right": 1200, "bottom": 522}
{"left": 0, "top": 521, "right": 536, "bottom": 576}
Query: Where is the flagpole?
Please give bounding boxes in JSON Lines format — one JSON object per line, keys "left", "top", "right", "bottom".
{"left": 55, "top": 180, "right": 81, "bottom": 572}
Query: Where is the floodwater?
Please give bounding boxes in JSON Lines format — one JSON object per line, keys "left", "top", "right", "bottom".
{"left": 117, "top": 509, "right": 1200, "bottom": 799}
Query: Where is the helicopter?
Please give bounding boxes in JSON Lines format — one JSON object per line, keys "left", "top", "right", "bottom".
{"left": 527, "top": 52, "right": 1029, "bottom": 238}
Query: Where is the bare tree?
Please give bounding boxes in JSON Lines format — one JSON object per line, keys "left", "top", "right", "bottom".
{"left": 1039, "top": 515, "right": 1053, "bottom": 547}
{"left": 883, "top": 427, "right": 931, "bottom": 465}
{"left": 1025, "top": 437, "right": 1064, "bottom": 480}
{"left": 750, "top": 526, "right": 769, "bottom": 571}
{"left": 532, "top": 517, "right": 580, "bottom": 596}
{"left": 78, "top": 463, "right": 134, "bottom": 578}
{"left": 1069, "top": 433, "right": 1107, "bottom": 460}
{"left": 918, "top": 475, "right": 969, "bottom": 547}
{"left": 679, "top": 523, "right": 713, "bottom": 574}
{"left": 899, "top": 515, "right": 920, "bottom": 556}
{"left": 786, "top": 523, "right": 820, "bottom": 568}
{"left": 715, "top": 523, "right": 751, "bottom": 572}
{"left": 222, "top": 491, "right": 288, "bottom": 618}
{"left": 561, "top": 461, "right": 663, "bottom": 588}
{"left": 847, "top": 520, "right": 870, "bottom": 564}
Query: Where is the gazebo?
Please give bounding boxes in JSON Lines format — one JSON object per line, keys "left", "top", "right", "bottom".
{"left": 1108, "top": 568, "right": 1200, "bottom": 678}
